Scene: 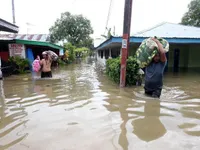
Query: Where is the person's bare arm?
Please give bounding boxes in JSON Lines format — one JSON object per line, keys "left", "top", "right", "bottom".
{"left": 47, "top": 51, "right": 52, "bottom": 62}
{"left": 40, "top": 59, "right": 43, "bottom": 65}
{"left": 152, "top": 38, "right": 167, "bottom": 62}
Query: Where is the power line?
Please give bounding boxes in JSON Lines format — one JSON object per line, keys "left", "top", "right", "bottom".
{"left": 104, "top": 0, "right": 113, "bottom": 35}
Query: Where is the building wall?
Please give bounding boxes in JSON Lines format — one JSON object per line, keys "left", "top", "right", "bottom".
{"left": 188, "top": 44, "right": 200, "bottom": 68}
{"left": 0, "top": 52, "right": 9, "bottom": 61}
{"left": 96, "top": 43, "right": 200, "bottom": 70}
{"left": 96, "top": 50, "right": 106, "bottom": 66}
{"left": 129, "top": 44, "right": 139, "bottom": 56}
{"left": 167, "top": 44, "right": 189, "bottom": 68}
{"left": 0, "top": 42, "right": 9, "bottom": 61}
{"left": 168, "top": 44, "right": 200, "bottom": 68}
{"left": 129, "top": 43, "right": 190, "bottom": 69}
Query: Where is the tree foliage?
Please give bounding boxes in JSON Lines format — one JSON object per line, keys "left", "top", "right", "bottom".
{"left": 181, "top": 0, "right": 200, "bottom": 27}
{"left": 49, "top": 12, "right": 94, "bottom": 47}
{"left": 101, "top": 28, "right": 112, "bottom": 39}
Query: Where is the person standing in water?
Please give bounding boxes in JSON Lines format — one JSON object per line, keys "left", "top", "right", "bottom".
{"left": 144, "top": 38, "right": 167, "bottom": 98}
{"left": 40, "top": 51, "right": 52, "bottom": 78}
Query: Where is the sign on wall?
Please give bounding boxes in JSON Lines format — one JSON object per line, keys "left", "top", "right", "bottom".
{"left": 59, "top": 49, "right": 64, "bottom": 56}
{"left": 9, "top": 44, "right": 26, "bottom": 58}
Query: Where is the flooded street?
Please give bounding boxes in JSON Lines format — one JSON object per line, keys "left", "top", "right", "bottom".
{"left": 1, "top": 58, "right": 200, "bottom": 150}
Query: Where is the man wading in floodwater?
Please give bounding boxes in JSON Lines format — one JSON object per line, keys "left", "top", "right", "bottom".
{"left": 144, "top": 38, "right": 167, "bottom": 98}
{"left": 40, "top": 51, "right": 52, "bottom": 78}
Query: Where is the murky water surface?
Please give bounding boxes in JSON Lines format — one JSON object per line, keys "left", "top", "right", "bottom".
{"left": 1, "top": 58, "right": 200, "bottom": 150}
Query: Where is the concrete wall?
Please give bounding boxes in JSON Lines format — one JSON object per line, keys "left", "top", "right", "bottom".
{"left": 129, "top": 44, "right": 139, "bottom": 56}
{"left": 96, "top": 43, "right": 200, "bottom": 70}
{"left": 128, "top": 43, "right": 190, "bottom": 68}
{"left": 167, "top": 44, "right": 189, "bottom": 68}
{"left": 96, "top": 50, "right": 106, "bottom": 66}
{"left": 168, "top": 44, "right": 200, "bottom": 68}
{"left": 188, "top": 44, "right": 200, "bottom": 68}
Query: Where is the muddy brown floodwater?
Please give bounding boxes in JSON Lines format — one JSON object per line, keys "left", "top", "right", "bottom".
{"left": 0, "top": 58, "right": 200, "bottom": 150}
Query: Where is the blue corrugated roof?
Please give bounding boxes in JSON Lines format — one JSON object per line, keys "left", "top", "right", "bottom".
{"left": 95, "top": 23, "right": 200, "bottom": 50}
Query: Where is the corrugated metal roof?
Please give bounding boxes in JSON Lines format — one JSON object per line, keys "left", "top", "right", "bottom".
{"left": 0, "top": 18, "right": 19, "bottom": 33}
{"left": 133, "top": 22, "right": 200, "bottom": 38}
{"left": 0, "top": 34, "right": 50, "bottom": 42}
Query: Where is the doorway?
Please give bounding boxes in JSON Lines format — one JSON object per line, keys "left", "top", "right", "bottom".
{"left": 173, "top": 49, "right": 180, "bottom": 72}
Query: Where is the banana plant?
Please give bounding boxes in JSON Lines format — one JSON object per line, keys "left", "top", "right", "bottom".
{"left": 101, "top": 27, "right": 112, "bottom": 39}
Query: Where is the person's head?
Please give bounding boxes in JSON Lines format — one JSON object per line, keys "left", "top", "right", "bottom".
{"left": 153, "top": 53, "right": 160, "bottom": 63}
{"left": 42, "top": 52, "right": 48, "bottom": 59}
{"left": 36, "top": 55, "right": 40, "bottom": 60}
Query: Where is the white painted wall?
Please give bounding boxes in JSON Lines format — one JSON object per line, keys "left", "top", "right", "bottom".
{"left": 96, "top": 50, "right": 106, "bottom": 66}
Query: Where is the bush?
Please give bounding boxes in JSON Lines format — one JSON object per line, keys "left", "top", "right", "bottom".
{"left": 57, "top": 58, "right": 66, "bottom": 66}
{"left": 8, "top": 56, "right": 30, "bottom": 74}
{"left": 106, "top": 57, "right": 121, "bottom": 83}
{"left": 64, "top": 42, "right": 76, "bottom": 62}
{"left": 106, "top": 56, "right": 141, "bottom": 86}
{"left": 75, "top": 47, "right": 89, "bottom": 58}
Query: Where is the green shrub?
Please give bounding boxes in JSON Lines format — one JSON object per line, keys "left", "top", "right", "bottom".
{"left": 75, "top": 47, "right": 90, "bottom": 58}
{"left": 106, "top": 57, "right": 121, "bottom": 83}
{"left": 64, "top": 42, "right": 76, "bottom": 62}
{"left": 57, "top": 58, "right": 66, "bottom": 66}
{"left": 8, "top": 56, "right": 30, "bottom": 74}
{"left": 106, "top": 56, "right": 141, "bottom": 86}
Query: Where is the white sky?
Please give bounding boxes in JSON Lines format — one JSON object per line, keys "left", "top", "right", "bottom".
{"left": 0, "top": 0, "right": 191, "bottom": 46}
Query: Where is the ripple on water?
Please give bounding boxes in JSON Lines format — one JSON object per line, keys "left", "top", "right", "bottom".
{"left": 1, "top": 60, "right": 200, "bottom": 149}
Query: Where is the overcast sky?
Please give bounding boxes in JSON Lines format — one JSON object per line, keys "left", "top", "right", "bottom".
{"left": 0, "top": 0, "right": 191, "bottom": 46}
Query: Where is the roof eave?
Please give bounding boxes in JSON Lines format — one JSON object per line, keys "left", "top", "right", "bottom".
{"left": 15, "top": 39, "right": 63, "bottom": 50}
{"left": 95, "top": 36, "right": 200, "bottom": 50}
{"left": 0, "top": 18, "right": 19, "bottom": 33}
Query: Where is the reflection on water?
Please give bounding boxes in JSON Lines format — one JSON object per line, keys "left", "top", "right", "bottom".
{"left": 0, "top": 58, "right": 200, "bottom": 150}
{"left": 132, "top": 100, "right": 166, "bottom": 142}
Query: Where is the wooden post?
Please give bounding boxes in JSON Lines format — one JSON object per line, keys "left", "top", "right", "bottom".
{"left": 12, "top": 0, "right": 16, "bottom": 24}
{"left": 120, "top": 0, "right": 133, "bottom": 87}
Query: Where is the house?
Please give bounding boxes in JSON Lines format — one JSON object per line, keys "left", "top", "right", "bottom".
{"left": 95, "top": 22, "right": 200, "bottom": 72}
{"left": 0, "top": 18, "right": 19, "bottom": 77}
{"left": 0, "top": 34, "right": 63, "bottom": 63}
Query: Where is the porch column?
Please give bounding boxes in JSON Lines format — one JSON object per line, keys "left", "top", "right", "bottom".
{"left": 103, "top": 50, "right": 106, "bottom": 65}
{"left": 95, "top": 51, "right": 97, "bottom": 60}
{"left": 109, "top": 48, "right": 112, "bottom": 58}
{"left": 103, "top": 50, "right": 105, "bottom": 59}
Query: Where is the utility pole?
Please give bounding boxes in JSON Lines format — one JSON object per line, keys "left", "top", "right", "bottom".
{"left": 120, "top": 0, "right": 133, "bottom": 87}
{"left": 12, "top": 0, "right": 16, "bottom": 24}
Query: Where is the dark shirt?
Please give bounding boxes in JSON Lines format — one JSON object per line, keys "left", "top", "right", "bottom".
{"left": 145, "top": 61, "right": 167, "bottom": 91}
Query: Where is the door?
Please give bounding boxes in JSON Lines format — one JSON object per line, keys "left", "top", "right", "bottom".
{"left": 173, "top": 49, "right": 180, "bottom": 72}
{"left": 26, "top": 48, "right": 34, "bottom": 70}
